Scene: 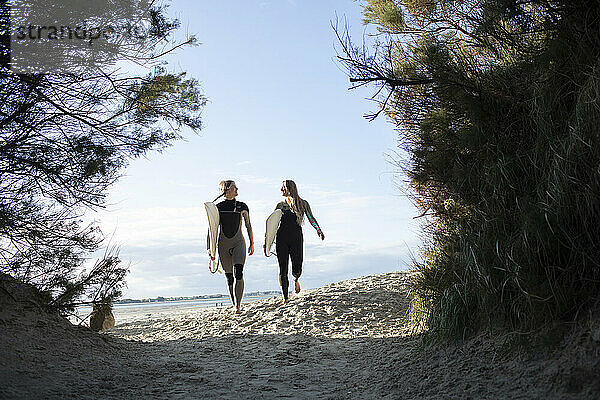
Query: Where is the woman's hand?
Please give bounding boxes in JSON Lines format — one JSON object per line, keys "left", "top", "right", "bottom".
{"left": 208, "top": 250, "right": 215, "bottom": 261}
{"left": 248, "top": 243, "right": 255, "bottom": 256}
{"left": 317, "top": 229, "right": 325, "bottom": 240}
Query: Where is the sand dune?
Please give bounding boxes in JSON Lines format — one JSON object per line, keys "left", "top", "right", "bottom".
{"left": 1, "top": 271, "right": 599, "bottom": 399}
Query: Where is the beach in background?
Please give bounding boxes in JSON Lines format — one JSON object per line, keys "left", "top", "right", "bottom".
{"left": 72, "top": 293, "right": 277, "bottom": 326}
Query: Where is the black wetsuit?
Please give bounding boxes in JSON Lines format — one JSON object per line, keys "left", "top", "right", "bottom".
{"left": 217, "top": 199, "right": 249, "bottom": 238}
{"left": 275, "top": 200, "right": 320, "bottom": 300}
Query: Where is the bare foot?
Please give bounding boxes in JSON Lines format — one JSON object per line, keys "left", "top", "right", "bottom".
{"left": 294, "top": 279, "right": 301, "bottom": 293}
{"left": 282, "top": 298, "right": 289, "bottom": 305}
{"left": 236, "top": 306, "right": 242, "bottom": 314}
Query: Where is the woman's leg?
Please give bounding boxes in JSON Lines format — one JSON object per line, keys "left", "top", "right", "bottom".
{"left": 231, "top": 237, "right": 247, "bottom": 312}
{"left": 225, "top": 273, "right": 235, "bottom": 305}
{"left": 276, "top": 237, "right": 290, "bottom": 301}
{"left": 233, "top": 264, "right": 244, "bottom": 311}
{"left": 218, "top": 238, "right": 235, "bottom": 305}
{"left": 289, "top": 232, "right": 304, "bottom": 293}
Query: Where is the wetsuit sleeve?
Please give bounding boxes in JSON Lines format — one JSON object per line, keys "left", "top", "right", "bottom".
{"left": 303, "top": 200, "right": 321, "bottom": 231}
{"left": 241, "top": 204, "right": 253, "bottom": 245}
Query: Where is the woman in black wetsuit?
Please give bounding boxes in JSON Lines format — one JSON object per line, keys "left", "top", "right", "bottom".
{"left": 270, "top": 180, "right": 324, "bottom": 303}
{"left": 208, "top": 180, "right": 254, "bottom": 313}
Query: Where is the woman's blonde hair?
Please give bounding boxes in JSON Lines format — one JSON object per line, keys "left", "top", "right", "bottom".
{"left": 214, "top": 180, "right": 235, "bottom": 202}
{"left": 283, "top": 180, "right": 306, "bottom": 225}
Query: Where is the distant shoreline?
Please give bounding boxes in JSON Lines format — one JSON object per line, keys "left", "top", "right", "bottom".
{"left": 115, "top": 290, "right": 281, "bottom": 305}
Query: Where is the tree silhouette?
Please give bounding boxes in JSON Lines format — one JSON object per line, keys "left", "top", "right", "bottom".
{"left": 0, "top": 1, "right": 206, "bottom": 314}
{"left": 338, "top": 0, "right": 600, "bottom": 338}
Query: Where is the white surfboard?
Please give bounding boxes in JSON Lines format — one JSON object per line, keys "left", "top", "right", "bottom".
{"left": 264, "top": 209, "right": 282, "bottom": 257}
{"left": 204, "top": 202, "right": 220, "bottom": 272}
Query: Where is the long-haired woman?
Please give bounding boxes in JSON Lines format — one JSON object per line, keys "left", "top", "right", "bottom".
{"left": 268, "top": 180, "right": 324, "bottom": 303}
{"left": 208, "top": 180, "right": 254, "bottom": 313}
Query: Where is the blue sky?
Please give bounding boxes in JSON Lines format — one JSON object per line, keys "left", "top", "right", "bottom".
{"left": 91, "top": 0, "right": 421, "bottom": 299}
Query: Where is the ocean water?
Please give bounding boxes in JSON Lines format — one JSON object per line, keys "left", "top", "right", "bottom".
{"left": 72, "top": 294, "right": 277, "bottom": 326}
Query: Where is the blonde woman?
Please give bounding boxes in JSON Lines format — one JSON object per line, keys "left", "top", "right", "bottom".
{"left": 270, "top": 180, "right": 324, "bottom": 303}
{"left": 208, "top": 180, "right": 254, "bottom": 313}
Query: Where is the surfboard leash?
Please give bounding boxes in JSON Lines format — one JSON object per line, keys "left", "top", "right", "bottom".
{"left": 264, "top": 239, "right": 278, "bottom": 257}
{"left": 208, "top": 258, "right": 222, "bottom": 274}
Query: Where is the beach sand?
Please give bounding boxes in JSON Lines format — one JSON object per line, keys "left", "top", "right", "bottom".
{"left": 1, "top": 271, "right": 599, "bottom": 399}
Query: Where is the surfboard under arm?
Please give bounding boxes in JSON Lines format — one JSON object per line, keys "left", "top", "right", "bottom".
{"left": 264, "top": 209, "right": 282, "bottom": 257}
{"left": 204, "top": 202, "right": 221, "bottom": 272}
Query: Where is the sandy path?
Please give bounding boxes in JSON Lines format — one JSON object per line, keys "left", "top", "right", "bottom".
{"left": 101, "top": 271, "right": 414, "bottom": 399}
{"left": 1, "top": 271, "right": 599, "bottom": 399}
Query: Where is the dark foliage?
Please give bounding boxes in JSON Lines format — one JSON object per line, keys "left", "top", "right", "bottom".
{"left": 0, "top": 2, "right": 205, "bottom": 314}
{"left": 338, "top": 0, "right": 600, "bottom": 339}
